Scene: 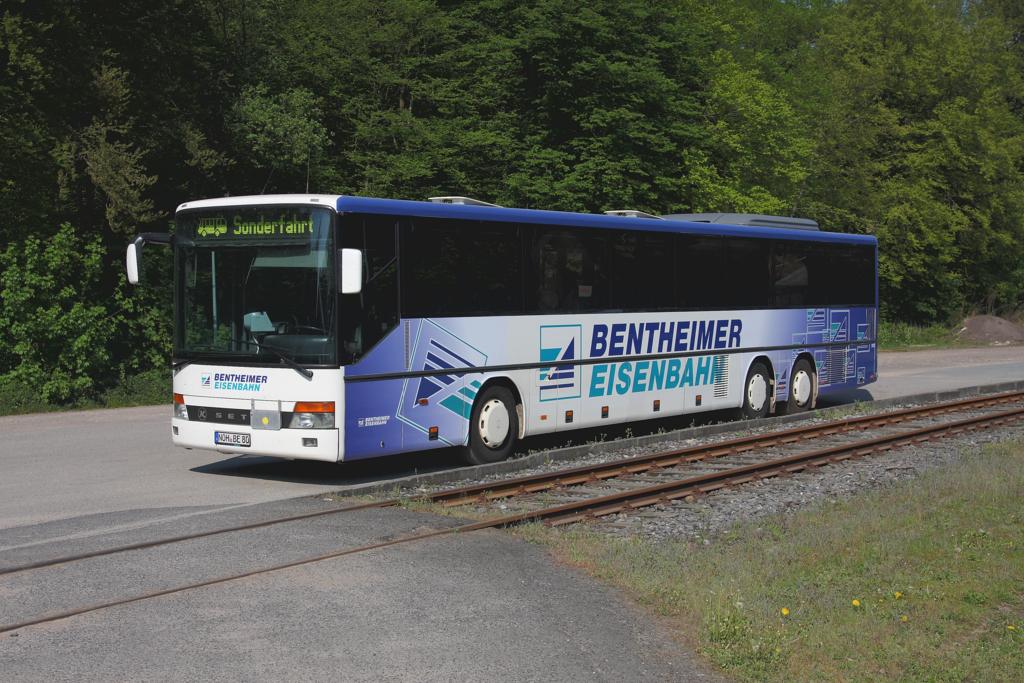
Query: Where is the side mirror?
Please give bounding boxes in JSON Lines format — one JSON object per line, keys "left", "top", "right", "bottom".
{"left": 126, "top": 242, "right": 141, "bottom": 284}
{"left": 125, "top": 232, "right": 171, "bottom": 285}
{"left": 340, "top": 248, "right": 363, "bottom": 294}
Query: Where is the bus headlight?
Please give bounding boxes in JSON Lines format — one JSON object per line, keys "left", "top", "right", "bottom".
{"left": 289, "top": 401, "right": 334, "bottom": 429}
{"left": 173, "top": 393, "right": 188, "bottom": 420}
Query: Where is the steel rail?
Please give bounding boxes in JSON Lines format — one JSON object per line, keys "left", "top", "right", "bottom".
{"left": 2, "top": 390, "right": 1021, "bottom": 578}
{"left": 430, "top": 390, "right": 1024, "bottom": 506}
{"left": 1, "top": 402, "right": 1020, "bottom": 636}
{"left": 534, "top": 405, "right": 1024, "bottom": 526}
{"left": 0, "top": 500, "right": 395, "bottom": 578}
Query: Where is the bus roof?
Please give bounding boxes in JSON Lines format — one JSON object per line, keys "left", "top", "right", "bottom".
{"left": 177, "top": 194, "right": 341, "bottom": 212}
{"left": 336, "top": 196, "right": 876, "bottom": 245}
{"left": 176, "top": 194, "right": 876, "bottom": 245}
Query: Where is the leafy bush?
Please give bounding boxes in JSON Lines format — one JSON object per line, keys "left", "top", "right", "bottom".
{"left": 0, "top": 374, "right": 54, "bottom": 415}
{"left": 98, "top": 368, "right": 170, "bottom": 408}
{"left": 0, "top": 224, "right": 117, "bottom": 403}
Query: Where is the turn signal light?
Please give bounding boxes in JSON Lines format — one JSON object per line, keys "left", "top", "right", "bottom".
{"left": 293, "top": 401, "right": 334, "bottom": 413}
{"left": 173, "top": 393, "right": 187, "bottom": 420}
{"left": 289, "top": 401, "right": 335, "bottom": 429}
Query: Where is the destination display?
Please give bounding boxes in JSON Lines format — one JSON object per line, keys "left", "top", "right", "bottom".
{"left": 193, "top": 212, "right": 315, "bottom": 240}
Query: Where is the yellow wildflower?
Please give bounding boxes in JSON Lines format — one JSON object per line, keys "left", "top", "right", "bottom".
{"left": 894, "top": 591, "right": 903, "bottom": 600}
{"left": 852, "top": 599, "right": 861, "bottom": 608}
{"left": 1009, "top": 625, "right": 1017, "bottom": 631}
{"left": 900, "top": 615, "right": 909, "bottom": 623}
{"left": 781, "top": 607, "right": 790, "bottom": 617}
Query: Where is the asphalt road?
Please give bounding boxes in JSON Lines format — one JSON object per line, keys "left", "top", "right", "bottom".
{"left": 0, "top": 502, "right": 721, "bottom": 681}
{"left": 824, "top": 345, "right": 1024, "bottom": 404}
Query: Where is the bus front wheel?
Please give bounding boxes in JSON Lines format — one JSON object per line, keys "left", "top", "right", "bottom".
{"left": 462, "top": 385, "right": 519, "bottom": 465}
{"left": 741, "top": 362, "right": 772, "bottom": 419}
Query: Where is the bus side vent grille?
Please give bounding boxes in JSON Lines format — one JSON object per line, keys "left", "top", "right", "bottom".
{"left": 404, "top": 320, "right": 411, "bottom": 369}
{"left": 713, "top": 355, "right": 729, "bottom": 398}
{"left": 826, "top": 349, "right": 847, "bottom": 385}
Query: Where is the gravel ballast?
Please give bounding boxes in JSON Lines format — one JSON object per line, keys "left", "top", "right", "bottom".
{"left": 593, "top": 424, "right": 1024, "bottom": 542}
{"left": 382, "top": 390, "right": 1024, "bottom": 544}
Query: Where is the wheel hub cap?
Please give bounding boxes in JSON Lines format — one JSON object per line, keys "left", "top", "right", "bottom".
{"left": 478, "top": 399, "right": 509, "bottom": 449}
{"left": 748, "top": 375, "right": 767, "bottom": 412}
{"left": 792, "top": 370, "right": 812, "bottom": 406}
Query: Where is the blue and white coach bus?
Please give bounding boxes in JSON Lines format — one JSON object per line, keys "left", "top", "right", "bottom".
{"left": 126, "top": 194, "right": 877, "bottom": 465}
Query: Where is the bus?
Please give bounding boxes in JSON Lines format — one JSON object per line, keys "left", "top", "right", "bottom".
{"left": 126, "top": 194, "right": 877, "bottom": 465}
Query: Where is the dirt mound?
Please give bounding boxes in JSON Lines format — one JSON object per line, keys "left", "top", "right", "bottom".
{"left": 956, "top": 315, "right": 1024, "bottom": 344}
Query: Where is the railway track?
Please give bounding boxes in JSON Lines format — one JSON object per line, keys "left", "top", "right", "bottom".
{"left": 426, "top": 389, "right": 1024, "bottom": 509}
{"left": 2, "top": 390, "right": 1023, "bottom": 635}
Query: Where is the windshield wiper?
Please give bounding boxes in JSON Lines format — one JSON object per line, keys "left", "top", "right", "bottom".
{"left": 177, "top": 339, "right": 313, "bottom": 381}
{"left": 259, "top": 343, "right": 314, "bottom": 380}
{"left": 172, "top": 347, "right": 230, "bottom": 371}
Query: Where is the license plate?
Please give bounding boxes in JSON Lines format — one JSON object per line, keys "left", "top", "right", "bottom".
{"left": 215, "top": 431, "right": 251, "bottom": 447}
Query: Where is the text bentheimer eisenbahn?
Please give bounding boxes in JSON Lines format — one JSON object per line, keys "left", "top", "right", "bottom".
{"left": 586, "top": 319, "right": 742, "bottom": 397}
{"left": 212, "top": 373, "right": 268, "bottom": 392}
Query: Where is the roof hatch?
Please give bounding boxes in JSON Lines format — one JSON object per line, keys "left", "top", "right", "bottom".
{"left": 427, "top": 196, "right": 502, "bottom": 208}
{"left": 661, "top": 213, "right": 819, "bottom": 231}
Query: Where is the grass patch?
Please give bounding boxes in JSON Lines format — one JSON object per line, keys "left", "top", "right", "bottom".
{"left": 524, "top": 440, "right": 1024, "bottom": 681}
{"left": 815, "top": 400, "right": 878, "bottom": 421}
{"left": 0, "top": 368, "right": 170, "bottom": 416}
{"left": 878, "top": 320, "right": 966, "bottom": 351}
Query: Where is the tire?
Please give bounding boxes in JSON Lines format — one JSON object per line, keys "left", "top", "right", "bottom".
{"left": 781, "top": 358, "right": 815, "bottom": 414}
{"left": 741, "top": 361, "right": 772, "bottom": 419}
{"left": 461, "top": 385, "right": 519, "bottom": 465}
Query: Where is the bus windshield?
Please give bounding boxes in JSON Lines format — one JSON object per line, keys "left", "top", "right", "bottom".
{"left": 174, "top": 206, "right": 336, "bottom": 366}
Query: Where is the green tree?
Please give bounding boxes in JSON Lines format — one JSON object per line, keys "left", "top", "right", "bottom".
{"left": 232, "top": 85, "right": 330, "bottom": 192}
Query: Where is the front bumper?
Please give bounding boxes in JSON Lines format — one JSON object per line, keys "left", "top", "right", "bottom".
{"left": 172, "top": 417, "right": 340, "bottom": 462}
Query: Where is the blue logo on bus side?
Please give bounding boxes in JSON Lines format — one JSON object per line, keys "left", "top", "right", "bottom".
{"left": 539, "top": 324, "right": 582, "bottom": 402}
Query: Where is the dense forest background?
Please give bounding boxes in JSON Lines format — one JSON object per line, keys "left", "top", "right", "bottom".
{"left": 1, "top": 0, "right": 1023, "bottom": 404}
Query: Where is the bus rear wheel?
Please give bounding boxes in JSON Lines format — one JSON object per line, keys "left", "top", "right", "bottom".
{"left": 741, "top": 362, "right": 772, "bottom": 419}
{"left": 782, "top": 359, "right": 815, "bottom": 414}
{"left": 462, "top": 385, "right": 518, "bottom": 465}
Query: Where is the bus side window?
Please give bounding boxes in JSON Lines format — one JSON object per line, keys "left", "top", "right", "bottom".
{"left": 611, "top": 231, "right": 674, "bottom": 312}
{"left": 771, "top": 242, "right": 809, "bottom": 307}
{"left": 529, "top": 228, "right": 608, "bottom": 313}
{"left": 400, "top": 219, "right": 523, "bottom": 317}
{"left": 724, "top": 238, "right": 770, "bottom": 308}
{"left": 677, "top": 235, "right": 726, "bottom": 310}
{"left": 340, "top": 216, "right": 397, "bottom": 361}
{"left": 828, "top": 243, "right": 875, "bottom": 306}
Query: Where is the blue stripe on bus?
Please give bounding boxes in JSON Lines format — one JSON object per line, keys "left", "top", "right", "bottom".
{"left": 423, "top": 365, "right": 455, "bottom": 385}
{"left": 540, "top": 383, "right": 576, "bottom": 391}
{"left": 426, "top": 352, "right": 454, "bottom": 370}
{"left": 429, "top": 339, "right": 475, "bottom": 368}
